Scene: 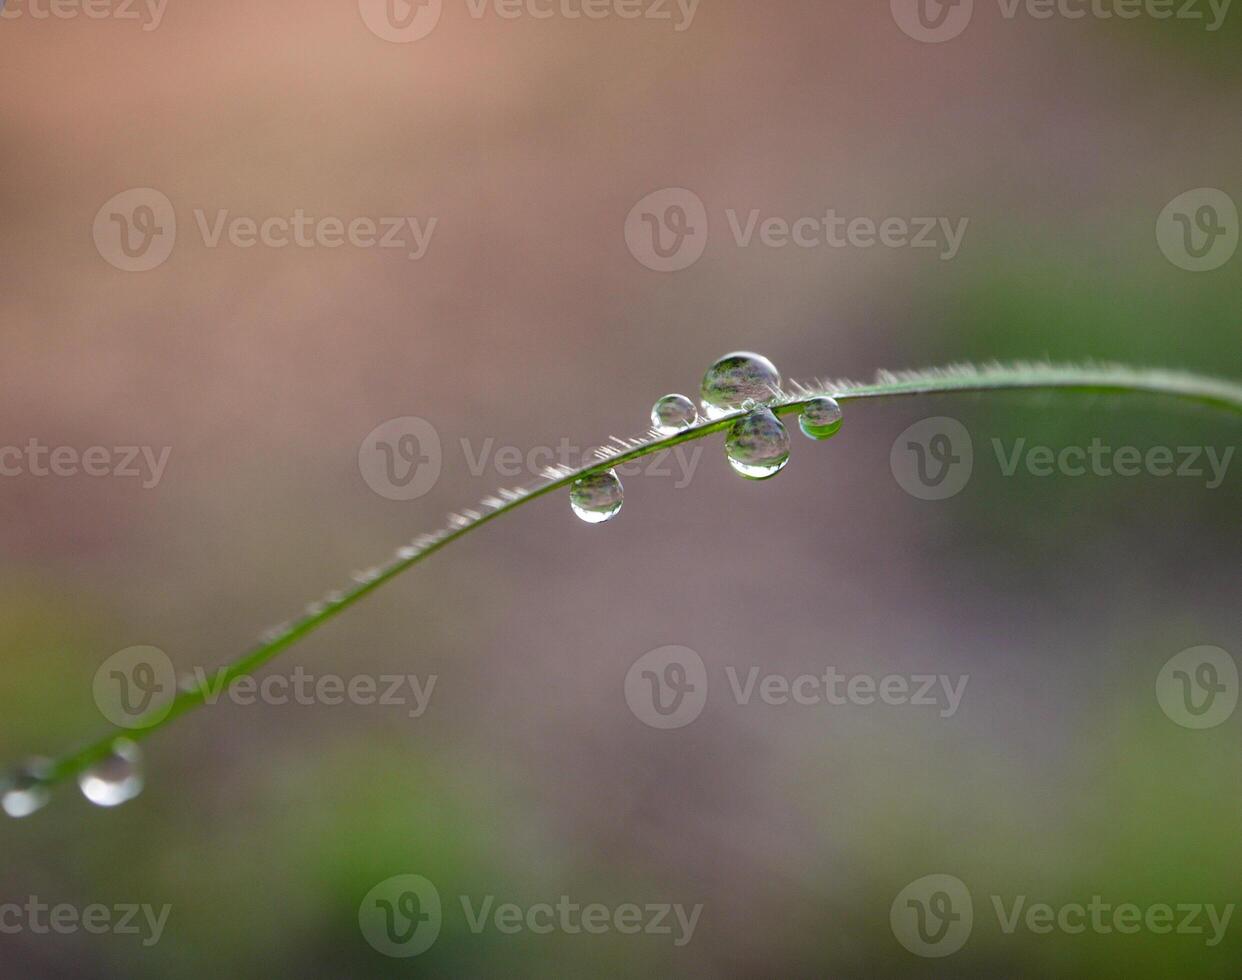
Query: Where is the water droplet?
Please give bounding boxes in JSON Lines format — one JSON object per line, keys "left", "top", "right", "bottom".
{"left": 569, "top": 470, "right": 624, "bottom": 524}
{"left": 650, "top": 394, "right": 698, "bottom": 435}
{"left": 798, "top": 395, "right": 843, "bottom": 440}
{"left": 700, "top": 352, "right": 781, "bottom": 420}
{"left": 725, "top": 407, "right": 790, "bottom": 479}
{"left": 78, "top": 740, "right": 143, "bottom": 808}
{"left": 3, "top": 759, "right": 51, "bottom": 818}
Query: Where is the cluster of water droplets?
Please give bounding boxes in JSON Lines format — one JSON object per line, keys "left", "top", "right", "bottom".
{"left": 567, "top": 351, "right": 845, "bottom": 521}
{"left": 4, "top": 351, "right": 846, "bottom": 818}
{"left": 3, "top": 738, "right": 144, "bottom": 818}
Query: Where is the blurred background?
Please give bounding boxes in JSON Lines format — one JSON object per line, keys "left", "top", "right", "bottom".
{"left": 2, "top": 1, "right": 1241, "bottom": 976}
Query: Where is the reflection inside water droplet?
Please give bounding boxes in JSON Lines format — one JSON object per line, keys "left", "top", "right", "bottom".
{"left": 569, "top": 470, "right": 624, "bottom": 524}
{"left": 650, "top": 394, "right": 698, "bottom": 435}
{"left": 700, "top": 352, "right": 781, "bottom": 420}
{"left": 798, "top": 396, "right": 843, "bottom": 440}
{"left": 725, "top": 407, "right": 790, "bottom": 479}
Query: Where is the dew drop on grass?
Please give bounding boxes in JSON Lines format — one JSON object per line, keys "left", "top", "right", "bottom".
{"left": 569, "top": 469, "right": 624, "bottom": 524}
{"left": 2, "top": 759, "right": 51, "bottom": 818}
{"left": 78, "top": 740, "right": 143, "bottom": 808}
{"left": 651, "top": 394, "right": 698, "bottom": 435}
{"left": 700, "top": 352, "right": 781, "bottom": 420}
{"left": 798, "top": 395, "right": 843, "bottom": 440}
{"left": 725, "top": 407, "right": 790, "bottom": 479}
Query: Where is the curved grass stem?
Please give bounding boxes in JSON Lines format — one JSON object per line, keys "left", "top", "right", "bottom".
{"left": 18, "top": 361, "right": 1242, "bottom": 800}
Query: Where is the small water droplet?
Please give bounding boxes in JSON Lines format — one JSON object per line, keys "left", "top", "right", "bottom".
{"left": 3, "top": 759, "right": 51, "bottom": 819}
{"left": 798, "top": 395, "right": 843, "bottom": 440}
{"left": 700, "top": 352, "right": 781, "bottom": 420}
{"left": 569, "top": 470, "right": 624, "bottom": 524}
{"left": 650, "top": 394, "right": 698, "bottom": 435}
{"left": 725, "top": 407, "right": 790, "bottom": 479}
{"left": 78, "top": 740, "right": 143, "bottom": 808}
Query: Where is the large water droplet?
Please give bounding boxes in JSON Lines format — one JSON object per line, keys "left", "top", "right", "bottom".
{"left": 651, "top": 394, "right": 698, "bottom": 435}
{"left": 569, "top": 470, "right": 624, "bottom": 524}
{"left": 2, "top": 759, "right": 51, "bottom": 819}
{"left": 700, "top": 352, "right": 781, "bottom": 420}
{"left": 725, "top": 407, "right": 790, "bottom": 479}
{"left": 798, "top": 396, "right": 843, "bottom": 440}
{"left": 78, "top": 740, "right": 143, "bottom": 808}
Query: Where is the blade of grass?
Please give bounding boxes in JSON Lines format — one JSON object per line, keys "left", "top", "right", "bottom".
{"left": 17, "top": 361, "right": 1242, "bottom": 799}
